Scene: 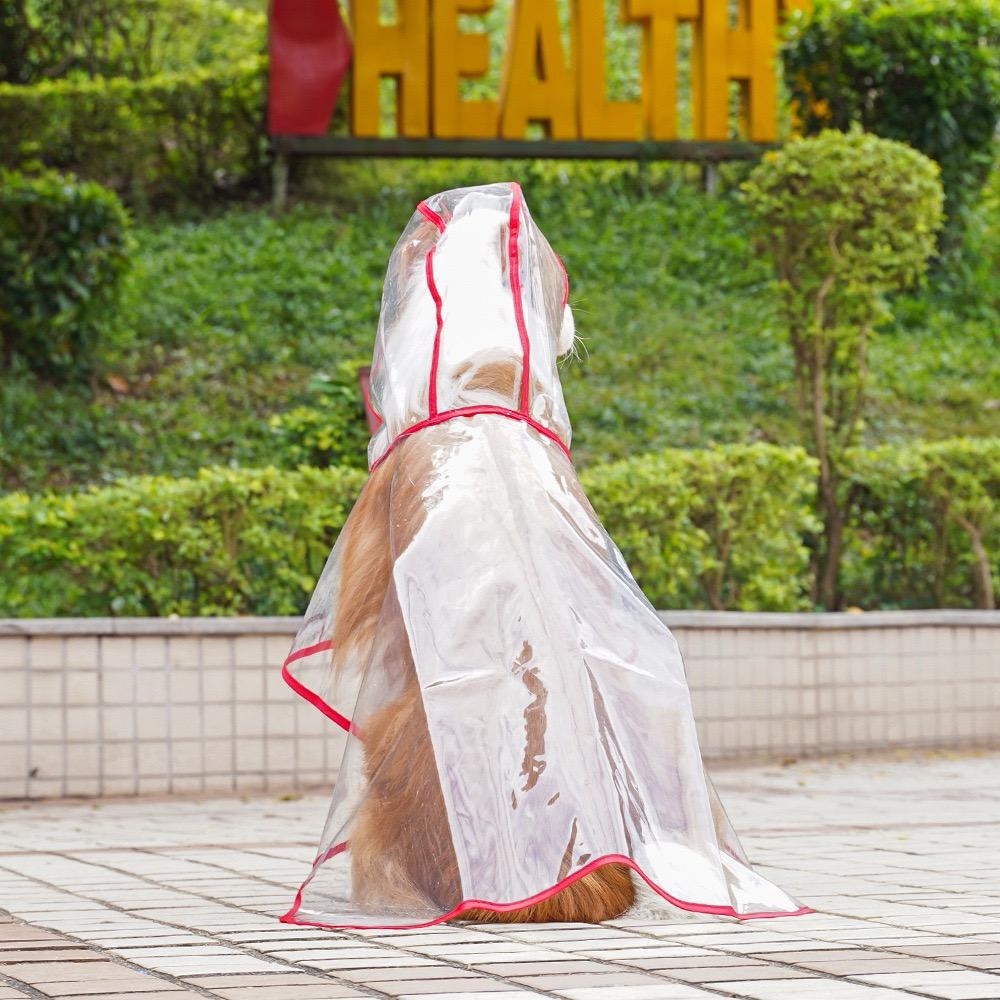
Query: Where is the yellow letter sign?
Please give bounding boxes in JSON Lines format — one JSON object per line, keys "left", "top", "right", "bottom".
{"left": 349, "top": 0, "right": 811, "bottom": 143}
{"left": 499, "top": 0, "right": 576, "bottom": 139}
{"left": 432, "top": 0, "right": 498, "bottom": 137}
{"left": 351, "top": 0, "right": 430, "bottom": 137}
{"left": 573, "top": 0, "right": 642, "bottom": 139}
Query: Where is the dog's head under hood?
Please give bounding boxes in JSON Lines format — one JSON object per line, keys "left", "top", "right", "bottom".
{"left": 366, "top": 182, "right": 576, "bottom": 470}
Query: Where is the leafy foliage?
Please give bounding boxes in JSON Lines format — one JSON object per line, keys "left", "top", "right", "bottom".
{"left": 0, "top": 464, "right": 366, "bottom": 617}
{"left": 4, "top": 158, "right": 998, "bottom": 491}
{"left": 2, "top": 437, "right": 994, "bottom": 617}
{"left": 0, "top": 0, "right": 266, "bottom": 207}
{"left": 843, "top": 438, "right": 1000, "bottom": 609}
{"left": 0, "top": 169, "right": 131, "bottom": 380}
{"left": 267, "top": 360, "right": 371, "bottom": 470}
{"left": 583, "top": 443, "right": 819, "bottom": 611}
{"left": 781, "top": 0, "right": 1000, "bottom": 226}
{"left": 0, "top": 0, "right": 263, "bottom": 84}
{"left": 743, "top": 129, "right": 944, "bottom": 607}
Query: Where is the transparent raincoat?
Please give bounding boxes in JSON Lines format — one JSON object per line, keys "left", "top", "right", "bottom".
{"left": 281, "top": 182, "right": 809, "bottom": 929}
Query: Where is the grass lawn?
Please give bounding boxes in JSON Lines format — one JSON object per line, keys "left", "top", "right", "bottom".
{"left": 2, "top": 160, "right": 997, "bottom": 491}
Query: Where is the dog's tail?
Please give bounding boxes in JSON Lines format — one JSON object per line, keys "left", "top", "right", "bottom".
{"left": 455, "top": 863, "right": 635, "bottom": 923}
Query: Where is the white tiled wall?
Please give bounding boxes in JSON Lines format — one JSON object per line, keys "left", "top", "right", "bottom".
{"left": 0, "top": 612, "right": 997, "bottom": 799}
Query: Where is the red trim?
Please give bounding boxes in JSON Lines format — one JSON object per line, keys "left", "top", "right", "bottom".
{"left": 507, "top": 181, "right": 531, "bottom": 414}
{"left": 280, "top": 640, "right": 358, "bottom": 737}
{"left": 315, "top": 840, "right": 349, "bottom": 866}
{"left": 425, "top": 247, "right": 444, "bottom": 417}
{"left": 280, "top": 850, "right": 813, "bottom": 929}
{"left": 361, "top": 374, "right": 383, "bottom": 428}
{"left": 555, "top": 253, "right": 570, "bottom": 310}
{"left": 368, "top": 405, "right": 571, "bottom": 474}
{"left": 280, "top": 840, "right": 349, "bottom": 923}
{"left": 416, "top": 200, "right": 446, "bottom": 233}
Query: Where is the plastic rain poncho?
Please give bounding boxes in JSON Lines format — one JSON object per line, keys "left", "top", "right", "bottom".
{"left": 280, "top": 182, "right": 809, "bottom": 930}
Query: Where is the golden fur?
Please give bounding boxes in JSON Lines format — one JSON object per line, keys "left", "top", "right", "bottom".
{"left": 333, "top": 362, "right": 634, "bottom": 923}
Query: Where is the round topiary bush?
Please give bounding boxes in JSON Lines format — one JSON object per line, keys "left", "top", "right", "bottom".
{"left": 742, "top": 127, "right": 945, "bottom": 608}
{"left": 0, "top": 0, "right": 267, "bottom": 207}
{"left": 0, "top": 169, "right": 131, "bottom": 380}
{"left": 781, "top": 0, "right": 1000, "bottom": 227}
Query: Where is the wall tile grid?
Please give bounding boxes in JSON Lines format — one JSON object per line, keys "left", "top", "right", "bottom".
{"left": 0, "top": 628, "right": 334, "bottom": 800}
{"left": 675, "top": 620, "right": 997, "bottom": 759}
{"left": 0, "top": 612, "right": 997, "bottom": 799}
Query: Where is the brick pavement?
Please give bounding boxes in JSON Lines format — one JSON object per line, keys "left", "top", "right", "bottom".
{"left": 1, "top": 749, "right": 999, "bottom": 1000}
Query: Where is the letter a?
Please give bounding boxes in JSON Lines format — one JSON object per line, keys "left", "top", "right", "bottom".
{"left": 500, "top": 0, "right": 577, "bottom": 139}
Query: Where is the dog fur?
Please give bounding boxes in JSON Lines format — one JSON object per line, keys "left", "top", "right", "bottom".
{"left": 332, "top": 195, "right": 634, "bottom": 923}
{"left": 331, "top": 355, "right": 634, "bottom": 923}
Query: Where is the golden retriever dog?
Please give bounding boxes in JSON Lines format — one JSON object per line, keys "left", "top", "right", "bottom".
{"left": 328, "top": 204, "right": 634, "bottom": 921}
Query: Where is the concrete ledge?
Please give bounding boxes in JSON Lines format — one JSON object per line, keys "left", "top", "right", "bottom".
{"left": 1, "top": 612, "right": 997, "bottom": 800}
{"left": 2, "top": 609, "right": 998, "bottom": 635}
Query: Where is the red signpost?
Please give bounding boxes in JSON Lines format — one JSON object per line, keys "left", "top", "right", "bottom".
{"left": 267, "top": 0, "right": 351, "bottom": 136}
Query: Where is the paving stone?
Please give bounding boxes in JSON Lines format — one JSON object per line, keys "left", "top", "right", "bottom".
{"left": 65, "top": 994, "right": 203, "bottom": 1000}
{"left": 29, "top": 981, "right": 183, "bottom": 996}
{"left": 0, "top": 963, "right": 126, "bottom": 983}
{"left": 396, "top": 994, "right": 543, "bottom": 1000}
{"left": 4, "top": 750, "right": 1000, "bottom": 999}
{"left": 853, "top": 970, "right": 1000, "bottom": 988}
{"left": 675, "top": 965, "right": 814, "bottom": 982}
{"left": 336, "top": 965, "right": 474, "bottom": 983}
{"left": 623, "top": 955, "right": 771, "bottom": 970}
{"left": 186, "top": 974, "right": 335, "bottom": 986}
{"left": 510, "top": 971, "right": 664, "bottom": 989}
{"left": 554, "top": 986, "right": 722, "bottom": 1000}
{"left": 943, "top": 956, "right": 1000, "bottom": 970}
{"left": 208, "top": 989, "right": 375, "bottom": 999}
{"left": 474, "top": 961, "right": 612, "bottom": 976}
{"left": 0, "top": 950, "right": 104, "bottom": 962}
{"left": 370, "top": 980, "right": 522, "bottom": 995}
{"left": 802, "top": 957, "right": 963, "bottom": 974}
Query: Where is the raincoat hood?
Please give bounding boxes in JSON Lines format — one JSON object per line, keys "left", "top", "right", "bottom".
{"left": 366, "top": 181, "right": 573, "bottom": 471}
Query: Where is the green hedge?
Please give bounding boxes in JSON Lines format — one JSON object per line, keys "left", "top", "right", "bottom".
{"left": 582, "top": 444, "right": 819, "bottom": 611}
{"left": 842, "top": 438, "right": 1000, "bottom": 609}
{"left": 1, "top": 439, "right": 994, "bottom": 618}
{"left": 0, "top": 465, "right": 366, "bottom": 617}
{"left": 0, "top": 1, "right": 266, "bottom": 206}
{"left": 267, "top": 361, "right": 372, "bottom": 471}
{"left": 781, "top": 0, "right": 1000, "bottom": 225}
{"left": 0, "top": 169, "right": 131, "bottom": 379}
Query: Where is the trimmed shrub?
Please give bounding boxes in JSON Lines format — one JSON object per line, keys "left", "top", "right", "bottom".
{"left": 0, "top": 0, "right": 267, "bottom": 206}
{"left": 0, "top": 170, "right": 131, "bottom": 380}
{"left": 781, "top": 0, "right": 1000, "bottom": 223}
{"left": 0, "top": 438, "right": 1000, "bottom": 617}
{"left": 1, "top": 439, "right": 995, "bottom": 618}
{"left": 0, "top": 443, "right": 819, "bottom": 618}
{"left": 0, "top": 465, "right": 367, "bottom": 618}
{"left": 743, "top": 128, "right": 944, "bottom": 607}
{"left": 583, "top": 444, "right": 819, "bottom": 611}
{"left": 0, "top": 0, "right": 263, "bottom": 85}
{"left": 843, "top": 438, "right": 1000, "bottom": 609}
{"left": 268, "top": 361, "right": 371, "bottom": 471}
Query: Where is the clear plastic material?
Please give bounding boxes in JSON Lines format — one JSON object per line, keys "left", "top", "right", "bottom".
{"left": 281, "top": 183, "right": 808, "bottom": 929}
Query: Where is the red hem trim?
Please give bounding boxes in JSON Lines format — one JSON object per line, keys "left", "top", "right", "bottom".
{"left": 556, "top": 253, "right": 570, "bottom": 311}
{"left": 361, "top": 376, "right": 383, "bottom": 428}
{"left": 368, "top": 405, "right": 571, "bottom": 474}
{"left": 507, "top": 181, "right": 531, "bottom": 414}
{"left": 416, "top": 200, "right": 446, "bottom": 233}
{"left": 280, "top": 850, "right": 813, "bottom": 929}
{"left": 280, "top": 641, "right": 358, "bottom": 737}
